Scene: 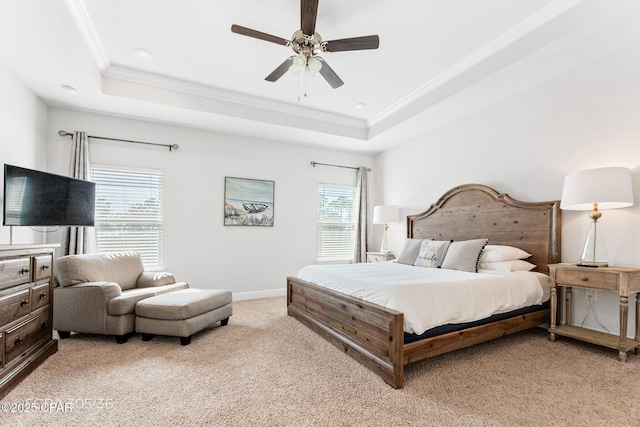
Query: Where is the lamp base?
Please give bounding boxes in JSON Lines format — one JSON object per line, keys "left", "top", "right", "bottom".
{"left": 380, "top": 228, "right": 390, "bottom": 253}
{"left": 579, "top": 219, "right": 608, "bottom": 268}
{"left": 577, "top": 262, "right": 607, "bottom": 268}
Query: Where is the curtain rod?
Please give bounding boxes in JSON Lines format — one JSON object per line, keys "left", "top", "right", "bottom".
{"left": 58, "top": 130, "right": 179, "bottom": 151}
{"left": 310, "top": 161, "right": 371, "bottom": 172}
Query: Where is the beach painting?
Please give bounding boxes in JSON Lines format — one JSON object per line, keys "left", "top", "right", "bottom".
{"left": 224, "top": 177, "right": 274, "bottom": 226}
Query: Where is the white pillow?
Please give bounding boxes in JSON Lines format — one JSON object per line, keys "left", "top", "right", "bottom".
{"left": 480, "top": 245, "right": 531, "bottom": 262}
{"left": 395, "top": 239, "right": 424, "bottom": 265}
{"left": 478, "top": 260, "right": 536, "bottom": 272}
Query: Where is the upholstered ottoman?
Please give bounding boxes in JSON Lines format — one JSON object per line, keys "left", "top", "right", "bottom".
{"left": 135, "top": 288, "right": 232, "bottom": 345}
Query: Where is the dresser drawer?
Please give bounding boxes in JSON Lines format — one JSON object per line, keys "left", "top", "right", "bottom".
{"left": 555, "top": 269, "right": 619, "bottom": 291}
{"left": 30, "top": 282, "right": 50, "bottom": 311}
{"left": 33, "top": 255, "right": 53, "bottom": 282}
{"left": 0, "top": 258, "right": 32, "bottom": 290}
{"left": 0, "top": 286, "right": 30, "bottom": 325}
{"left": 4, "top": 309, "right": 50, "bottom": 364}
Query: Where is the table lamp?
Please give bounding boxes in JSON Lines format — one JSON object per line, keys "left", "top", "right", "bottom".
{"left": 373, "top": 205, "right": 399, "bottom": 253}
{"left": 560, "top": 167, "right": 634, "bottom": 267}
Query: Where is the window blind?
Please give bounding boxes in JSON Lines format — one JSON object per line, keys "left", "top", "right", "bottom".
{"left": 91, "top": 166, "right": 164, "bottom": 268}
{"left": 317, "top": 183, "right": 356, "bottom": 262}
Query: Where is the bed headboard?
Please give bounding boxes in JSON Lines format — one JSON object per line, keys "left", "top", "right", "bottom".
{"left": 407, "top": 184, "right": 561, "bottom": 273}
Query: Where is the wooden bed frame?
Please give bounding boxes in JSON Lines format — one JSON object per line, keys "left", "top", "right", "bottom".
{"left": 287, "top": 184, "right": 561, "bottom": 388}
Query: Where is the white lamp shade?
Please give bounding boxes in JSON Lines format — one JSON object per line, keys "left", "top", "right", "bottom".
{"left": 373, "top": 205, "right": 399, "bottom": 224}
{"left": 560, "top": 167, "right": 634, "bottom": 211}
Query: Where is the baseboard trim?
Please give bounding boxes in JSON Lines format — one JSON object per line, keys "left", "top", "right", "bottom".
{"left": 233, "top": 288, "right": 286, "bottom": 301}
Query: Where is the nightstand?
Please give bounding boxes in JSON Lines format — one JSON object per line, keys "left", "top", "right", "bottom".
{"left": 548, "top": 263, "right": 640, "bottom": 361}
{"left": 366, "top": 252, "right": 395, "bottom": 263}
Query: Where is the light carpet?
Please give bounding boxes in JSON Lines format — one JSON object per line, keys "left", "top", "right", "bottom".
{"left": 2, "top": 296, "right": 640, "bottom": 426}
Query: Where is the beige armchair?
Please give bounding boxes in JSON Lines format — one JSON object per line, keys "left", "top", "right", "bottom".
{"left": 53, "top": 251, "right": 188, "bottom": 343}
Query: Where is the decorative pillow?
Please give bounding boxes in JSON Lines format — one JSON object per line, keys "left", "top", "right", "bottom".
{"left": 395, "top": 239, "right": 425, "bottom": 265}
{"left": 441, "top": 238, "right": 488, "bottom": 273}
{"left": 479, "top": 260, "right": 536, "bottom": 272}
{"left": 480, "top": 245, "right": 531, "bottom": 262}
{"left": 414, "top": 240, "right": 451, "bottom": 268}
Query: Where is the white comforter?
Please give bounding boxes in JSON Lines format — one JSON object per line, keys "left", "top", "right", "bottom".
{"left": 296, "top": 262, "right": 549, "bottom": 335}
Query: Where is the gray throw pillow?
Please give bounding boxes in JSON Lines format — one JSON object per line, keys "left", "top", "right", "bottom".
{"left": 441, "top": 239, "right": 488, "bottom": 272}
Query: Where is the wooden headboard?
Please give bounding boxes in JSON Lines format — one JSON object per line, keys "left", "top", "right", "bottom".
{"left": 407, "top": 184, "right": 561, "bottom": 273}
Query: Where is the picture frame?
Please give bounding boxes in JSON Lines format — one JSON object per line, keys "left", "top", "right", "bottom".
{"left": 224, "top": 177, "right": 274, "bottom": 226}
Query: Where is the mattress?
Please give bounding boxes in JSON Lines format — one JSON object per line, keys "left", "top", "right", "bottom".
{"left": 296, "top": 262, "right": 550, "bottom": 335}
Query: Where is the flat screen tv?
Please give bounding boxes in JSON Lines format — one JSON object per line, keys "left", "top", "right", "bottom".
{"left": 3, "top": 164, "right": 96, "bottom": 227}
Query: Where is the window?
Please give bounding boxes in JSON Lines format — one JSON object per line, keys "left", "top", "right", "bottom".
{"left": 91, "top": 165, "right": 163, "bottom": 268}
{"left": 317, "top": 183, "right": 357, "bottom": 262}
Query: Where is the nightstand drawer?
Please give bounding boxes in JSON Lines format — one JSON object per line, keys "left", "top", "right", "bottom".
{"left": 555, "top": 269, "right": 619, "bottom": 291}
{"left": 369, "top": 254, "right": 386, "bottom": 263}
{"left": 366, "top": 252, "right": 396, "bottom": 263}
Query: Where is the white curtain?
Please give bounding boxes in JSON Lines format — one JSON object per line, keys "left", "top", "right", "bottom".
{"left": 62, "top": 131, "right": 96, "bottom": 255}
{"left": 353, "top": 166, "right": 370, "bottom": 263}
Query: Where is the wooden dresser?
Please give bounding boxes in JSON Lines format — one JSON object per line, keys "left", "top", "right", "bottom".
{"left": 0, "top": 244, "right": 58, "bottom": 398}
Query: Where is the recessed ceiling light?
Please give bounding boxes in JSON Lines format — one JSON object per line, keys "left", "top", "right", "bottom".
{"left": 355, "top": 102, "right": 367, "bottom": 109}
{"left": 61, "top": 84, "right": 78, "bottom": 95}
{"left": 133, "top": 48, "right": 153, "bottom": 60}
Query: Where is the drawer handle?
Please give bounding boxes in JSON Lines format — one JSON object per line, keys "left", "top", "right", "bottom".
{"left": 39, "top": 292, "right": 48, "bottom": 299}
{"left": 20, "top": 299, "right": 28, "bottom": 307}
{"left": 41, "top": 264, "right": 50, "bottom": 270}
{"left": 14, "top": 337, "right": 24, "bottom": 346}
{"left": 581, "top": 277, "right": 589, "bottom": 282}
{"left": 41, "top": 321, "right": 49, "bottom": 329}
{"left": 20, "top": 268, "right": 30, "bottom": 275}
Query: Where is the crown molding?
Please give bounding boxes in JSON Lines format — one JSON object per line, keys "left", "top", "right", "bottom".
{"left": 65, "top": 0, "right": 110, "bottom": 71}
{"left": 103, "top": 65, "right": 366, "bottom": 129}
{"left": 367, "top": 0, "right": 585, "bottom": 130}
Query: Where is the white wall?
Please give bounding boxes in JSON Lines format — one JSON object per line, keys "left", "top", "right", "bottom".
{"left": 46, "top": 108, "right": 374, "bottom": 299}
{"left": 374, "top": 45, "right": 640, "bottom": 336}
{"left": 0, "top": 66, "right": 48, "bottom": 245}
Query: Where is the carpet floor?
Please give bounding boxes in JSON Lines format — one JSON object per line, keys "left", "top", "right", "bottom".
{"left": 2, "top": 296, "right": 640, "bottom": 426}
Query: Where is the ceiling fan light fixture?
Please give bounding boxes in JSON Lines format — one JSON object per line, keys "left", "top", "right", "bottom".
{"left": 288, "top": 53, "right": 307, "bottom": 74}
{"left": 306, "top": 56, "right": 322, "bottom": 76}
{"left": 288, "top": 53, "right": 322, "bottom": 78}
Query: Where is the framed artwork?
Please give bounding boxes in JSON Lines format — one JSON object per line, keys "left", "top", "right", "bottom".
{"left": 224, "top": 177, "right": 274, "bottom": 226}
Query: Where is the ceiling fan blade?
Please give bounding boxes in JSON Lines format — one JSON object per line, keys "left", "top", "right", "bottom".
{"left": 231, "top": 24, "right": 290, "bottom": 46}
{"left": 323, "top": 35, "right": 380, "bottom": 52}
{"left": 265, "top": 57, "right": 294, "bottom": 82}
{"left": 301, "top": 0, "right": 319, "bottom": 36}
{"left": 318, "top": 58, "right": 344, "bottom": 89}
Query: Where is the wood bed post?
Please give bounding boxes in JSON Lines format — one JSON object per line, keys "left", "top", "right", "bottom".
{"left": 287, "top": 277, "right": 407, "bottom": 388}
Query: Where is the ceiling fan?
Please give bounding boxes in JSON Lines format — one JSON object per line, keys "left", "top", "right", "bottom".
{"left": 231, "top": 0, "right": 379, "bottom": 89}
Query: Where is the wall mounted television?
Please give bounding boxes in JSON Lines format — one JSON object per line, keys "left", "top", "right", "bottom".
{"left": 3, "top": 164, "right": 96, "bottom": 227}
